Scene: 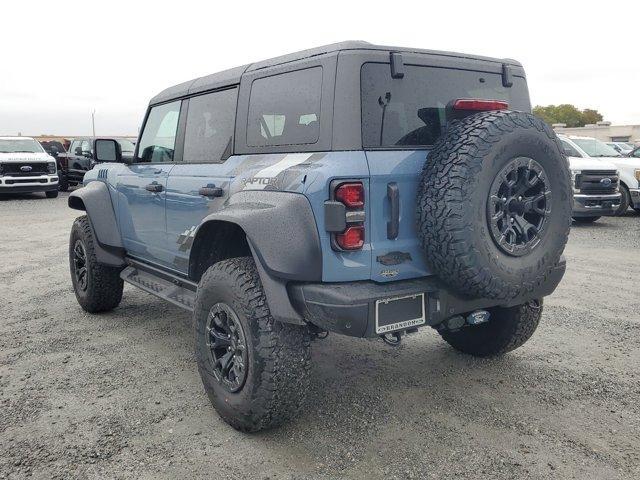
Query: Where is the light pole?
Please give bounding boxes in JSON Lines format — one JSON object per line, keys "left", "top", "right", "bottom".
{"left": 91, "top": 109, "right": 96, "bottom": 138}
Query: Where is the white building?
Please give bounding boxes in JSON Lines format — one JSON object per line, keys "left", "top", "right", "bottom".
{"left": 553, "top": 121, "right": 640, "bottom": 145}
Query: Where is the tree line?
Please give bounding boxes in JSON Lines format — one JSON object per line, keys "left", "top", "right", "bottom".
{"left": 532, "top": 104, "right": 603, "bottom": 128}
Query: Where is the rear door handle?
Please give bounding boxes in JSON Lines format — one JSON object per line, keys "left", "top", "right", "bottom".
{"left": 198, "top": 184, "right": 224, "bottom": 198}
{"left": 145, "top": 183, "right": 163, "bottom": 193}
{"left": 387, "top": 182, "right": 399, "bottom": 240}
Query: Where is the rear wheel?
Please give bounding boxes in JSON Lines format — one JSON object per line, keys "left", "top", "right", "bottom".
{"left": 69, "top": 216, "right": 123, "bottom": 312}
{"left": 439, "top": 300, "right": 542, "bottom": 357}
{"left": 573, "top": 216, "right": 600, "bottom": 224}
{"left": 194, "top": 257, "right": 311, "bottom": 432}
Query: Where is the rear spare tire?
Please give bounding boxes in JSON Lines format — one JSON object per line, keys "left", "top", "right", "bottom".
{"left": 417, "top": 110, "right": 571, "bottom": 300}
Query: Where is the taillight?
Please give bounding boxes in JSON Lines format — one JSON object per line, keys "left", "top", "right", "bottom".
{"left": 335, "top": 182, "right": 364, "bottom": 208}
{"left": 336, "top": 226, "right": 364, "bottom": 250}
{"left": 325, "top": 180, "right": 365, "bottom": 251}
{"left": 453, "top": 99, "right": 509, "bottom": 112}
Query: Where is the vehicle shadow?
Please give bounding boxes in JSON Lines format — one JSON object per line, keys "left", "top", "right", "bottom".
{"left": 0, "top": 192, "right": 51, "bottom": 201}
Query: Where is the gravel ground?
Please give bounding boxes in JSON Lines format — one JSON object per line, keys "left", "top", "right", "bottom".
{"left": 1, "top": 191, "right": 639, "bottom": 480}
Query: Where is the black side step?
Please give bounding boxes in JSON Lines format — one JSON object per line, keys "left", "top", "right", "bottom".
{"left": 120, "top": 264, "right": 196, "bottom": 312}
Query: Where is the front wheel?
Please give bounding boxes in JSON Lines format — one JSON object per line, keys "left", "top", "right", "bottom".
{"left": 69, "top": 216, "right": 124, "bottom": 312}
{"left": 58, "top": 173, "right": 69, "bottom": 192}
{"left": 573, "top": 216, "right": 600, "bottom": 224}
{"left": 46, "top": 190, "right": 59, "bottom": 198}
{"left": 616, "top": 185, "right": 630, "bottom": 215}
{"left": 194, "top": 257, "right": 311, "bottom": 432}
{"left": 439, "top": 300, "right": 543, "bottom": 357}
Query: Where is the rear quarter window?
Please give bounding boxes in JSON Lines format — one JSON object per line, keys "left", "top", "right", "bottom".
{"left": 247, "top": 67, "right": 322, "bottom": 147}
{"left": 361, "top": 63, "right": 530, "bottom": 148}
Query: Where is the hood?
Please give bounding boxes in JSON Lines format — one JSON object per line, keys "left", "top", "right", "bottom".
{"left": 0, "top": 152, "right": 54, "bottom": 163}
{"left": 597, "top": 156, "right": 640, "bottom": 169}
{"left": 567, "top": 156, "right": 617, "bottom": 172}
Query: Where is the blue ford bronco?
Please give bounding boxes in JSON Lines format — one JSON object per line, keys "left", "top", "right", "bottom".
{"left": 68, "top": 41, "right": 572, "bottom": 432}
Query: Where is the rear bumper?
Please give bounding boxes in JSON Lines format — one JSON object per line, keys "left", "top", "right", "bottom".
{"left": 288, "top": 259, "right": 566, "bottom": 338}
{"left": 572, "top": 193, "right": 620, "bottom": 217}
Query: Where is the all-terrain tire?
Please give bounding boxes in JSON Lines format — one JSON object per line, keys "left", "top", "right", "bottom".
{"left": 573, "top": 216, "right": 600, "bottom": 224}
{"left": 46, "top": 190, "right": 59, "bottom": 198}
{"left": 616, "top": 185, "right": 630, "bottom": 215}
{"left": 69, "top": 215, "right": 123, "bottom": 313}
{"left": 417, "top": 110, "right": 572, "bottom": 300}
{"left": 58, "top": 173, "right": 69, "bottom": 192}
{"left": 439, "top": 300, "right": 543, "bottom": 357}
{"left": 194, "top": 257, "right": 311, "bottom": 432}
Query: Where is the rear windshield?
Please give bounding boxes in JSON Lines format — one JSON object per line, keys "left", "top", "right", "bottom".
{"left": 361, "top": 63, "right": 530, "bottom": 148}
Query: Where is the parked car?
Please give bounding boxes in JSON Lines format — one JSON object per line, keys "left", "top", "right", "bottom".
{"left": 557, "top": 136, "right": 621, "bottom": 222}
{"left": 67, "top": 41, "right": 572, "bottom": 432}
{"left": 566, "top": 136, "right": 640, "bottom": 214}
{"left": 605, "top": 142, "right": 633, "bottom": 155}
{"left": 0, "top": 137, "right": 59, "bottom": 198}
{"left": 57, "top": 137, "right": 135, "bottom": 191}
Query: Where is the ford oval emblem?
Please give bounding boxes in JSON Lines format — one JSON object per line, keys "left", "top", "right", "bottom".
{"left": 20, "top": 165, "right": 33, "bottom": 172}
{"left": 600, "top": 178, "right": 612, "bottom": 186}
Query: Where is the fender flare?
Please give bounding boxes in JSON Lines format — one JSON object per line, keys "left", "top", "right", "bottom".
{"left": 68, "top": 181, "right": 125, "bottom": 267}
{"left": 193, "top": 190, "right": 322, "bottom": 282}
{"left": 191, "top": 190, "right": 323, "bottom": 325}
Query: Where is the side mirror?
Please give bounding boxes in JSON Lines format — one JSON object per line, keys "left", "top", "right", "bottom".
{"left": 93, "top": 138, "right": 122, "bottom": 163}
{"left": 74, "top": 147, "right": 83, "bottom": 156}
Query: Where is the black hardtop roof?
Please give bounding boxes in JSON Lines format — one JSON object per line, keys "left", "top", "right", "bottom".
{"left": 149, "top": 40, "right": 522, "bottom": 105}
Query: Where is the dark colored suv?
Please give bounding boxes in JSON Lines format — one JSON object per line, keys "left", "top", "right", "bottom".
{"left": 67, "top": 41, "right": 572, "bottom": 432}
{"left": 57, "top": 137, "right": 135, "bottom": 190}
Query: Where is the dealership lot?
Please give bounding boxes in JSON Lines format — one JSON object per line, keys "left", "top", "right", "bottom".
{"left": 1, "top": 192, "right": 639, "bottom": 479}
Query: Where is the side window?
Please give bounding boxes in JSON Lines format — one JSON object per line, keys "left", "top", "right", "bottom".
{"left": 247, "top": 67, "right": 322, "bottom": 147}
{"left": 183, "top": 88, "right": 237, "bottom": 163}
{"left": 560, "top": 139, "right": 582, "bottom": 157}
{"left": 71, "top": 140, "right": 82, "bottom": 156}
{"left": 80, "top": 140, "right": 92, "bottom": 156}
{"left": 136, "top": 101, "right": 181, "bottom": 163}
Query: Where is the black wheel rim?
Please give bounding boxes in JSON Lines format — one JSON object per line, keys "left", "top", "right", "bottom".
{"left": 206, "top": 303, "right": 248, "bottom": 393}
{"left": 487, "top": 157, "right": 551, "bottom": 257}
{"left": 72, "top": 239, "right": 88, "bottom": 291}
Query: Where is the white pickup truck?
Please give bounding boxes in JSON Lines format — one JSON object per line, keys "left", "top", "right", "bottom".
{"left": 0, "top": 137, "right": 59, "bottom": 198}
{"left": 561, "top": 135, "right": 640, "bottom": 215}
{"left": 557, "top": 135, "right": 621, "bottom": 223}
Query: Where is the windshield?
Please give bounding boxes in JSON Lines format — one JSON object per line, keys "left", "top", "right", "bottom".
{"left": 0, "top": 138, "right": 45, "bottom": 153}
{"left": 571, "top": 138, "right": 621, "bottom": 157}
{"left": 116, "top": 139, "right": 136, "bottom": 153}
